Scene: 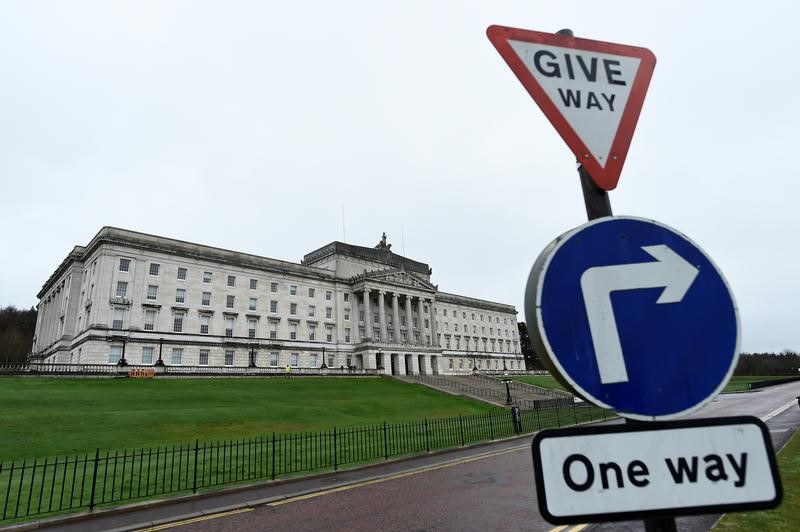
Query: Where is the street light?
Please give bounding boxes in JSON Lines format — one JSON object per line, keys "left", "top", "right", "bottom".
{"left": 320, "top": 346, "right": 327, "bottom": 369}
{"left": 155, "top": 338, "right": 165, "bottom": 367}
{"left": 502, "top": 373, "right": 513, "bottom": 405}
{"left": 116, "top": 336, "right": 128, "bottom": 367}
{"left": 377, "top": 348, "right": 384, "bottom": 370}
{"left": 248, "top": 344, "right": 257, "bottom": 368}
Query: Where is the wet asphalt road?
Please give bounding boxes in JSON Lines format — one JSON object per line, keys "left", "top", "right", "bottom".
{"left": 132, "top": 381, "right": 800, "bottom": 532}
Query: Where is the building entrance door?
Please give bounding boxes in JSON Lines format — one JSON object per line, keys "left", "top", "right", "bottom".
{"left": 390, "top": 354, "right": 397, "bottom": 375}
{"left": 417, "top": 355, "right": 426, "bottom": 375}
{"left": 404, "top": 354, "right": 413, "bottom": 375}
{"left": 431, "top": 356, "right": 439, "bottom": 375}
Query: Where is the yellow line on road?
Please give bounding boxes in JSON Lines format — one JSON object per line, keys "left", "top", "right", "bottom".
{"left": 550, "top": 525, "right": 587, "bottom": 532}
{"left": 268, "top": 444, "right": 528, "bottom": 507}
{"left": 137, "top": 507, "right": 253, "bottom": 531}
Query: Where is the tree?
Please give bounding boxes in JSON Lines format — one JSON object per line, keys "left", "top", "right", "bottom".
{"left": 518, "top": 321, "right": 545, "bottom": 370}
{"left": 0, "top": 306, "right": 37, "bottom": 363}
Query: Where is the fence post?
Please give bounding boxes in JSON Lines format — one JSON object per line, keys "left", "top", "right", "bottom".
{"left": 555, "top": 407, "right": 561, "bottom": 427}
{"left": 88, "top": 449, "right": 100, "bottom": 511}
{"left": 271, "top": 432, "right": 276, "bottom": 481}
{"left": 424, "top": 419, "right": 430, "bottom": 453}
{"left": 488, "top": 413, "right": 494, "bottom": 440}
{"left": 333, "top": 427, "right": 338, "bottom": 471}
{"left": 459, "top": 415, "right": 465, "bottom": 446}
{"left": 535, "top": 407, "right": 542, "bottom": 431}
{"left": 192, "top": 439, "right": 199, "bottom": 493}
{"left": 383, "top": 422, "right": 388, "bottom": 460}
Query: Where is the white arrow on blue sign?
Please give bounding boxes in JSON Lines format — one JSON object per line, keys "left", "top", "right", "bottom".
{"left": 526, "top": 217, "right": 740, "bottom": 420}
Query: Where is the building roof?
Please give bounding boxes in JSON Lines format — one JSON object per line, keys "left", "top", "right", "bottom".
{"left": 302, "top": 241, "right": 431, "bottom": 276}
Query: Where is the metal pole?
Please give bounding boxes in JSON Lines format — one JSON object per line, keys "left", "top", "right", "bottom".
{"left": 577, "top": 161, "right": 675, "bottom": 532}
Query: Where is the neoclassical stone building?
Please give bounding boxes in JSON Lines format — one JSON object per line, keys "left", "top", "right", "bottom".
{"left": 32, "top": 228, "right": 522, "bottom": 375}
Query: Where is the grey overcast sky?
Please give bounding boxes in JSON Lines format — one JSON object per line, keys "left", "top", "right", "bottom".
{"left": 1, "top": 1, "right": 797, "bottom": 353}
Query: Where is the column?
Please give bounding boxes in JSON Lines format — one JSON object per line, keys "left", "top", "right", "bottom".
{"left": 419, "top": 354, "right": 430, "bottom": 375}
{"left": 429, "top": 299, "right": 439, "bottom": 347}
{"left": 378, "top": 291, "right": 388, "bottom": 342}
{"left": 391, "top": 293, "right": 401, "bottom": 344}
{"left": 363, "top": 288, "right": 372, "bottom": 340}
{"left": 416, "top": 297, "right": 425, "bottom": 345}
{"left": 404, "top": 295, "right": 413, "bottom": 344}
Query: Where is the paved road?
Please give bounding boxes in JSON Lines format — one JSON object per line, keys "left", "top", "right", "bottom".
{"left": 96, "top": 381, "right": 799, "bottom": 532}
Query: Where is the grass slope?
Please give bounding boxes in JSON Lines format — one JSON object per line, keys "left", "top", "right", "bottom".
{"left": 511, "top": 375, "right": 569, "bottom": 392}
{"left": 0, "top": 377, "right": 499, "bottom": 460}
{"left": 715, "top": 429, "right": 799, "bottom": 531}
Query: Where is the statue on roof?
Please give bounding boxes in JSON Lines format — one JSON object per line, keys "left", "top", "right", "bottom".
{"left": 375, "top": 232, "right": 391, "bottom": 250}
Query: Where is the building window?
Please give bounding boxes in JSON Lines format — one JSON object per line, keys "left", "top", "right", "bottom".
{"left": 270, "top": 300, "right": 278, "bottom": 313}
{"left": 149, "top": 263, "right": 160, "bottom": 276}
{"left": 116, "top": 281, "right": 128, "bottom": 298}
{"left": 249, "top": 298, "right": 257, "bottom": 311}
{"left": 343, "top": 293, "right": 350, "bottom": 303}
{"left": 202, "top": 292, "right": 211, "bottom": 306}
{"left": 171, "top": 348, "right": 182, "bottom": 365}
{"left": 109, "top": 345, "right": 123, "bottom": 364}
{"left": 147, "top": 285, "right": 158, "bottom": 300}
{"left": 325, "top": 290, "right": 332, "bottom": 301}
{"left": 308, "top": 305, "right": 316, "bottom": 318}
{"left": 328, "top": 354, "right": 335, "bottom": 367}
{"left": 112, "top": 308, "right": 125, "bottom": 330}
{"left": 326, "top": 326, "right": 333, "bottom": 342}
{"left": 199, "top": 350, "right": 209, "bottom": 366}
{"left": 344, "top": 308, "right": 350, "bottom": 321}
{"left": 374, "top": 329, "right": 381, "bottom": 341}
{"left": 400, "top": 316, "right": 406, "bottom": 326}
{"left": 413, "top": 318, "right": 418, "bottom": 328}
{"left": 200, "top": 314, "right": 210, "bottom": 334}
{"left": 290, "top": 322, "right": 297, "bottom": 340}
{"left": 270, "top": 352, "right": 278, "bottom": 367}
{"left": 290, "top": 285, "right": 297, "bottom": 296}
{"left": 119, "top": 258, "right": 130, "bottom": 272}
{"left": 143, "top": 309, "right": 156, "bottom": 331}
{"left": 443, "top": 309, "right": 448, "bottom": 317}
{"left": 225, "top": 350, "right": 234, "bottom": 366}
{"left": 225, "top": 317, "right": 234, "bottom": 337}
{"left": 248, "top": 318, "right": 257, "bottom": 338}
{"left": 402, "top": 332, "right": 407, "bottom": 342}
{"left": 424, "top": 319, "right": 430, "bottom": 328}
{"left": 308, "top": 287, "right": 315, "bottom": 298}
{"left": 270, "top": 282, "right": 278, "bottom": 293}
{"left": 449, "top": 358, "right": 453, "bottom": 370}
{"left": 226, "top": 295, "right": 235, "bottom": 309}
{"left": 176, "top": 289, "right": 186, "bottom": 303}
{"left": 173, "top": 312, "right": 184, "bottom": 332}
{"left": 203, "top": 271, "right": 212, "bottom": 283}
{"left": 227, "top": 275, "right": 236, "bottom": 287}
{"left": 250, "top": 278, "right": 258, "bottom": 290}
{"left": 373, "top": 314, "right": 379, "bottom": 324}
{"left": 345, "top": 328, "right": 351, "bottom": 343}
{"left": 269, "top": 321, "right": 278, "bottom": 339}
{"left": 308, "top": 325, "right": 316, "bottom": 341}
{"left": 310, "top": 353, "right": 318, "bottom": 367}
{"left": 325, "top": 307, "right": 332, "bottom": 319}
{"left": 177, "top": 267, "right": 187, "bottom": 280}
{"left": 141, "top": 347, "right": 154, "bottom": 365}
{"left": 290, "top": 303, "right": 297, "bottom": 315}
{"left": 359, "top": 311, "right": 365, "bottom": 322}
{"left": 290, "top": 353, "right": 298, "bottom": 367}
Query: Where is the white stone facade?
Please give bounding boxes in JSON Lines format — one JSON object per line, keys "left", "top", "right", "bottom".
{"left": 33, "top": 228, "right": 522, "bottom": 375}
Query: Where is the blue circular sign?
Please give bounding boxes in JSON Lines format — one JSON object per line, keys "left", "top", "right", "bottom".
{"left": 525, "top": 217, "right": 739, "bottom": 420}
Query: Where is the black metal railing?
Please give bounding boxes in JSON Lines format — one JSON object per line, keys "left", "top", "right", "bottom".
{"left": 0, "top": 404, "right": 611, "bottom": 523}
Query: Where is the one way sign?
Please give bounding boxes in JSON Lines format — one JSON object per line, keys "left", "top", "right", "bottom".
{"left": 487, "top": 26, "right": 656, "bottom": 190}
{"left": 525, "top": 216, "right": 740, "bottom": 420}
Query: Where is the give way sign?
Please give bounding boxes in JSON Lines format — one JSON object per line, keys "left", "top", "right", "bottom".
{"left": 487, "top": 25, "right": 656, "bottom": 190}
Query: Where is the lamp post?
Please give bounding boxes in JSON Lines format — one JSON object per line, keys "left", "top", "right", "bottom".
{"left": 320, "top": 346, "right": 327, "bottom": 369}
{"left": 248, "top": 343, "right": 257, "bottom": 368}
{"left": 117, "top": 336, "right": 128, "bottom": 366}
{"left": 377, "top": 348, "right": 383, "bottom": 370}
{"left": 155, "top": 337, "right": 165, "bottom": 366}
{"left": 503, "top": 372, "right": 513, "bottom": 405}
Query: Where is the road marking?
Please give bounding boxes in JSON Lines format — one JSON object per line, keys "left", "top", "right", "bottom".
{"left": 550, "top": 525, "right": 587, "bottom": 532}
{"left": 761, "top": 399, "right": 797, "bottom": 422}
{"left": 137, "top": 507, "right": 253, "bottom": 531}
{"left": 268, "top": 445, "right": 528, "bottom": 507}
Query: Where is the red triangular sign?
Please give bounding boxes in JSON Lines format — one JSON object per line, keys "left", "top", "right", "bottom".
{"left": 487, "top": 25, "right": 656, "bottom": 190}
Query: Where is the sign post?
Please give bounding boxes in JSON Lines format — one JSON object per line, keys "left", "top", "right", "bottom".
{"left": 488, "top": 24, "right": 781, "bottom": 530}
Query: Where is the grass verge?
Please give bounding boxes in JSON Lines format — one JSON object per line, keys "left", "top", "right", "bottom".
{"left": 714, "top": 429, "right": 799, "bottom": 530}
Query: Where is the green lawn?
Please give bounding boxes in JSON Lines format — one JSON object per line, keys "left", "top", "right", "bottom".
{"left": 722, "top": 375, "right": 787, "bottom": 393}
{"left": 715, "top": 430, "right": 799, "bottom": 530}
{"left": 511, "top": 374, "right": 570, "bottom": 392}
{"left": 0, "top": 377, "right": 500, "bottom": 460}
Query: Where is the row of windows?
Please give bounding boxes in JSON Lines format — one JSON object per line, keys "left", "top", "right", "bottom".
{"left": 118, "top": 257, "right": 350, "bottom": 301}
{"left": 438, "top": 307, "right": 511, "bottom": 326}
{"left": 447, "top": 358, "right": 523, "bottom": 371}
{"left": 109, "top": 345, "right": 326, "bottom": 367}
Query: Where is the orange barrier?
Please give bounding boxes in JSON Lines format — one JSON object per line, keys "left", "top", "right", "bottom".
{"left": 129, "top": 368, "right": 156, "bottom": 379}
